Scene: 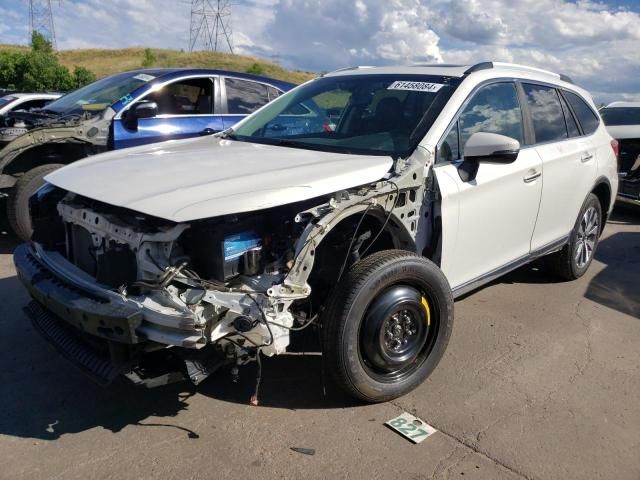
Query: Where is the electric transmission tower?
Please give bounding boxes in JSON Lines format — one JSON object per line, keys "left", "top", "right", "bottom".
{"left": 189, "top": 0, "right": 234, "bottom": 54}
{"left": 29, "top": 0, "right": 57, "bottom": 49}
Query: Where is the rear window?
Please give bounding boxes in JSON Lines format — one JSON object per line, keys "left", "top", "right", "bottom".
{"left": 600, "top": 107, "right": 640, "bottom": 126}
{"left": 564, "top": 91, "right": 600, "bottom": 135}
{"left": 523, "top": 84, "right": 567, "bottom": 143}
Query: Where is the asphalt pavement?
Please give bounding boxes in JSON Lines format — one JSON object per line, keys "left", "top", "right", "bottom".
{"left": 0, "top": 204, "right": 638, "bottom": 480}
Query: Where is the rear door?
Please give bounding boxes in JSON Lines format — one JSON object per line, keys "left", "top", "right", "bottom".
{"left": 433, "top": 81, "right": 543, "bottom": 290}
{"left": 527, "top": 85, "right": 598, "bottom": 250}
{"left": 112, "top": 76, "right": 222, "bottom": 149}
{"left": 221, "top": 77, "right": 276, "bottom": 129}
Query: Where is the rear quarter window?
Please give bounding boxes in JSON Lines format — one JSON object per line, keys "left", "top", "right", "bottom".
{"left": 563, "top": 91, "right": 600, "bottom": 135}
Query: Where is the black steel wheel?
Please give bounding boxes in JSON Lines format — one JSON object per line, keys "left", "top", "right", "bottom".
{"left": 322, "top": 250, "right": 454, "bottom": 403}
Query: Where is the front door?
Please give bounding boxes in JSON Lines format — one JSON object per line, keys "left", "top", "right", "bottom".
{"left": 112, "top": 77, "right": 223, "bottom": 149}
{"left": 433, "top": 81, "right": 543, "bottom": 290}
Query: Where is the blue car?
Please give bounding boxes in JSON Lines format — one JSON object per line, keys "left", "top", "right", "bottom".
{"left": 0, "top": 68, "right": 294, "bottom": 239}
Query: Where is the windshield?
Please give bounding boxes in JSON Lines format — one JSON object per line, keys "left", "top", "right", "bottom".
{"left": 231, "top": 74, "right": 460, "bottom": 157}
{"left": 601, "top": 107, "right": 640, "bottom": 126}
{"left": 0, "top": 95, "right": 17, "bottom": 109}
{"left": 44, "top": 71, "right": 158, "bottom": 115}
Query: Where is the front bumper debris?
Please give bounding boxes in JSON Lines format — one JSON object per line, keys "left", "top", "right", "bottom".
{"left": 14, "top": 243, "right": 230, "bottom": 387}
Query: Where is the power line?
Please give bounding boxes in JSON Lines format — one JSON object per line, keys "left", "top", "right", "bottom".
{"left": 29, "top": 0, "right": 57, "bottom": 50}
{"left": 189, "top": 0, "right": 234, "bottom": 54}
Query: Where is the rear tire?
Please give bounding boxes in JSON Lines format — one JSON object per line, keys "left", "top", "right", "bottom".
{"left": 545, "top": 193, "right": 602, "bottom": 281}
{"left": 322, "top": 250, "right": 454, "bottom": 403}
{"left": 7, "top": 164, "right": 63, "bottom": 241}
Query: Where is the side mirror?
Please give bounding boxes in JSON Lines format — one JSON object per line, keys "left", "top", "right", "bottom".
{"left": 133, "top": 101, "right": 158, "bottom": 119}
{"left": 458, "top": 132, "right": 520, "bottom": 182}
{"left": 123, "top": 101, "right": 158, "bottom": 130}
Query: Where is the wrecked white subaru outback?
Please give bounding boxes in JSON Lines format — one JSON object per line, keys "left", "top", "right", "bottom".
{"left": 14, "top": 63, "right": 618, "bottom": 402}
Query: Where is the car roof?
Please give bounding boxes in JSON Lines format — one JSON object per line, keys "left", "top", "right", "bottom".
{"left": 604, "top": 101, "right": 640, "bottom": 108}
{"left": 324, "top": 62, "right": 576, "bottom": 86}
{"left": 122, "top": 68, "right": 296, "bottom": 92}
{"left": 4, "top": 93, "right": 62, "bottom": 99}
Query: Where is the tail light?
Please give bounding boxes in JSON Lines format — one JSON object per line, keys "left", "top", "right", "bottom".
{"left": 611, "top": 139, "right": 620, "bottom": 171}
{"left": 611, "top": 139, "right": 619, "bottom": 157}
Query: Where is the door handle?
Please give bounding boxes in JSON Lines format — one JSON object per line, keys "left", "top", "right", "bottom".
{"left": 523, "top": 170, "right": 542, "bottom": 183}
{"left": 581, "top": 152, "right": 594, "bottom": 163}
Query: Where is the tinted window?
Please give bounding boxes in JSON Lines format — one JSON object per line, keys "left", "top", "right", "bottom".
{"left": 11, "top": 99, "right": 48, "bottom": 112}
{"left": 458, "top": 82, "right": 524, "bottom": 148}
{"left": 564, "top": 91, "right": 599, "bottom": 135}
{"left": 439, "top": 122, "right": 460, "bottom": 162}
{"left": 226, "top": 78, "right": 269, "bottom": 114}
{"left": 600, "top": 107, "right": 640, "bottom": 126}
{"left": 523, "top": 84, "right": 567, "bottom": 143}
{"left": 147, "top": 78, "right": 213, "bottom": 115}
{"left": 558, "top": 94, "right": 580, "bottom": 138}
{"left": 267, "top": 86, "right": 281, "bottom": 101}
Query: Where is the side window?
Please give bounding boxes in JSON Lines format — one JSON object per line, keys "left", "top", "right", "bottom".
{"left": 558, "top": 93, "right": 580, "bottom": 137}
{"left": 439, "top": 122, "right": 460, "bottom": 162}
{"left": 267, "top": 86, "right": 281, "bottom": 101}
{"left": 459, "top": 82, "right": 524, "bottom": 150}
{"left": 523, "top": 84, "right": 567, "bottom": 143}
{"left": 11, "top": 99, "right": 48, "bottom": 112}
{"left": 564, "top": 91, "right": 600, "bottom": 135}
{"left": 148, "top": 78, "right": 213, "bottom": 115}
{"left": 225, "top": 78, "right": 270, "bottom": 115}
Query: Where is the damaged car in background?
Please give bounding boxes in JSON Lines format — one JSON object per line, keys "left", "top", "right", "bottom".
{"left": 15, "top": 62, "right": 617, "bottom": 402}
{"left": 0, "top": 68, "right": 292, "bottom": 241}
{"left": 0, "top": 92, "right": 62, "bottom": 146}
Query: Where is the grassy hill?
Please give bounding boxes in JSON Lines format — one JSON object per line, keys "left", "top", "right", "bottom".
{"left": 0, "top": 45, "right": 316, "bottom": 85}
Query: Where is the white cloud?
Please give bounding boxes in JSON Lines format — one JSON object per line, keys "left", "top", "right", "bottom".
{"left": 0, "top": 0, "right": 638, "bottom": 102}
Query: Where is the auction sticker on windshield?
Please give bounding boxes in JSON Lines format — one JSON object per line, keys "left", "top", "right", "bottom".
{"left": 388, "top": 81, "right": 444, "bottom": 92}
{"left": 133, "top": 74, "right": 156, "bottom": 82}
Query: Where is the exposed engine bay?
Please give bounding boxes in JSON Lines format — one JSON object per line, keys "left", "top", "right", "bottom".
{"left": 25, "top": 150, "right": 440, "bottom": 390}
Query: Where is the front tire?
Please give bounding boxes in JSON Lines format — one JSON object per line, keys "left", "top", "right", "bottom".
{"left": 7, "top": 164, "right": 63, "bottom": 241}
{"left": 545, "top": 193, "right": 602, "bottom": 281}
{"left": 322, "top": 250, "right": 454, "bottom": 403}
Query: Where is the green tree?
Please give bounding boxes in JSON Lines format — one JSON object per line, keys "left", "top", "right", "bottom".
{"left": 72, "top": 66, "right": 96, "bottom": 88}
{"left": 31, "top": 31, "right": 53, "bottom": 54}
{"left": 17, "top": 52, "right": 74, "bottom": 91}
{"left": 0, "top": 32, "right": 97, "bottom": 92}
{"left": 142, "top": 48, "right": 156, "bottom": 68}
{"left": 0, "top": 51, "right": 22, "bottom": 89}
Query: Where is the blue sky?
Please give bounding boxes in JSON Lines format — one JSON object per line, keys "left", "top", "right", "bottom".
{"left": 1, "top": 0, "right": 639, "bottom": 102}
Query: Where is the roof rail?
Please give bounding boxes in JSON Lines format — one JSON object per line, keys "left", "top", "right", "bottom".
{"left": 559, "top": 73, "right": 574, "bottom": 84}
{"left": 464, "top": 62, "right": 494, "bottom": 74}
{"left": 464, "top": 62, "right": 575, "bottom": 84}
{"left": 328, "top": 65, "right": 375, "bottom": 74}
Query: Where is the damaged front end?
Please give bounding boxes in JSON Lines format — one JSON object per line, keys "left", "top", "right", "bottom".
{"left": 16, "top": 166, "right": 424, "bottom": 389}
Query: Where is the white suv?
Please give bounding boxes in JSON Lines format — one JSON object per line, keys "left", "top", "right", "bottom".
{"left": 15, "top": 62, "right": 618, "bottom": 403}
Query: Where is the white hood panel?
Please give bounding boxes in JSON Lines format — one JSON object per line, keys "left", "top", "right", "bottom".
{"left": 46, "top": 136, "right": 393, "bottom": 222}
